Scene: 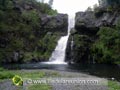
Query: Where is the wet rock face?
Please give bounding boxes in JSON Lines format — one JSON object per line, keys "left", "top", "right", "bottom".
{"left": 41, "top": 14, "right": 68, "bottom": 35}
{"left": 75, "top": 11, "right": 96, "bottom": 28}
{"left": 65, "top": 33, "right": 93, "bottom": 64}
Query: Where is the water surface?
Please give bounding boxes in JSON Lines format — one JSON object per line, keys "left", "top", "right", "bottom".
{"left": 2, "top": 63, "right": 120, "bottom": 81}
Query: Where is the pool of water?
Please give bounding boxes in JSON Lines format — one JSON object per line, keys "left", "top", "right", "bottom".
{"left": 2, "top": 63, "right": 120, "bottom": 81}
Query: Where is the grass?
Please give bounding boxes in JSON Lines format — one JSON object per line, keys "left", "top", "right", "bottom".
{"left": 0, "top": 68, "right": 60, "bottom": 90}
{"left": 0, "top": 70, "right": 45, "bottom": 80}
{"left": 108, "top": 80, "right": 120, "bottom": 90}
{"left": 1, "top": 68, "right": 120, "bottom": 90}
{"left": 114, "top": 61, "right": 120, "bottom": 64}
{"left": 0, "top": 67, "right": 4, "bottom": 71}
{"left": 28, "top": 84, "right": 52, "bottom": 90}
{"left": 0, "top": 68, "right": 60, "bottom": 80}
{"left": 45, "top": 71, "right": 60, "bottom": 77}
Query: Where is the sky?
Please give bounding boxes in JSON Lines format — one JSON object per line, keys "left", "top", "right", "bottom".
{"left": 43, "top": 0, "right": 98, "bottom": 16}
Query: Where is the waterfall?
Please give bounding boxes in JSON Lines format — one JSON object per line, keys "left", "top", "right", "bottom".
{"left": 42, "top": 15, "right": 75, "bottom": 64}
{"left": 48, "top": 35, "right": 69, "bottom": 64}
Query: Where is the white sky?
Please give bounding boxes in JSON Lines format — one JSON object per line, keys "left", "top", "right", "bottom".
{"left": 44, "top": 0, "right": 98, "bottom": 16}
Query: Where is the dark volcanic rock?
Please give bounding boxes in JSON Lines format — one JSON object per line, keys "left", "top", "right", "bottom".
{"left": 75, "top": 11, "right": 119, "bottom": 29}
{"left": 65, "top": 31, "right": 93, "bottom": 64}
{"left": 75, "top": 11, "right": 119, "bottom": 35}
{"left": 41, "top": 14, "right": 68, "bottom": 35}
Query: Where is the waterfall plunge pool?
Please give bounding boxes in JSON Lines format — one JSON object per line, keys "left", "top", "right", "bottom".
{"left": 2, "top": 63, "right": 120, "bottom": 82}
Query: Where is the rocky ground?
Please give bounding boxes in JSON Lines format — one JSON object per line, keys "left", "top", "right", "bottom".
{"left": 0, "top": 69, "right": 108, "bottom": 90}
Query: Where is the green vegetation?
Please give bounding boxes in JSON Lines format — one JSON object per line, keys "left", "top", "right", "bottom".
{"left": 0, "top": 69, "right": 53, "bottom": 90}
{"left": 108, "top": 80, "right": 120, "bottom": 90}
{"left": 0, "top": 69, "right": 61, "bottom": 90}
{"left": 91, "top": 25, "right": 120, "bottom": 64}
{"left": 94, "top": 7, "right": 106, "bottom": 18}
{"left": 88, "top": 0, "right": 120, "bottom": 64}
{"left": 95, "top": 0, "right": 120, "bottom": 18}
{"left": 0, "top": 70, "right": 45, "bottom": 80}
{"left": 98, "top": 0, "right": 120, "bottom": 12}
{"left": 23, "top": 33, "right": 60, "bottom": 62}
{"left": 99, "top": 0, "right": 120, "bottom": 7}
{"left": 70, "top": 34, "right": 92, "bottom": 63}
{"left": 106, "top": 0, "right": 120, "bottom": 7}
{"left": 28, "top": 84, "right": 52, "bottom": 90}
{"left": 0, "top": 0, "right": 59, "bottom": 63}
{"left": 0, "top": 67, "right": 60, "bottom": 80}
{"left": 72, "top": 13, "right": 120, "bottom": 64}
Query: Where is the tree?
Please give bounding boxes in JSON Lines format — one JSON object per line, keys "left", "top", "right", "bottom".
{"left": 0, "top": 0, "right": 6, "bottom": 9}
{"left": 48, "top": 0, "right": 53, "bottom": 7}
{"left": 93, "top": 4, "right": 98, "bottom": 10}
{"left": 99, "top": 0, "right": 120, "bottom": 7}
{"left": 92, "top": 26, "right": 120, "bottom": 64}
{"left": 86, "top": 7, "right": 92, "bottom": 12}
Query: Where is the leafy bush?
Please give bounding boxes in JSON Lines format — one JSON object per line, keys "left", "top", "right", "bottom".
{"left": 91, "top": 26, "right": 120, "bottom": 64}
{"left": 86, "top": 7, "right": 92, "bottom": 12}
{"left": 108, "top": 80, "right": 120, "bottom": 90}
{"left": 36, "top": 2, "right": 57, "bottom": 15}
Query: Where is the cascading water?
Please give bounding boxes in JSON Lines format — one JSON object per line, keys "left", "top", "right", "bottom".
{"left": 42, "top": 16, "right": 75, "bottom": 64}
{"left": 48, "top": 35, "right": 69, "bottom": 64}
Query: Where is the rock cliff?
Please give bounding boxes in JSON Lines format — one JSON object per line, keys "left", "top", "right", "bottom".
{"left": 0, "top": 0, "right": 68, "bottom": 63}
{"left": 66, "top": 9, "right": 120, "bottom": 64}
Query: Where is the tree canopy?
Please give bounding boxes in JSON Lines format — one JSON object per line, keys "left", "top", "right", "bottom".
{"left": 99, "top": 0, "right": 120, "bottom": 7}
